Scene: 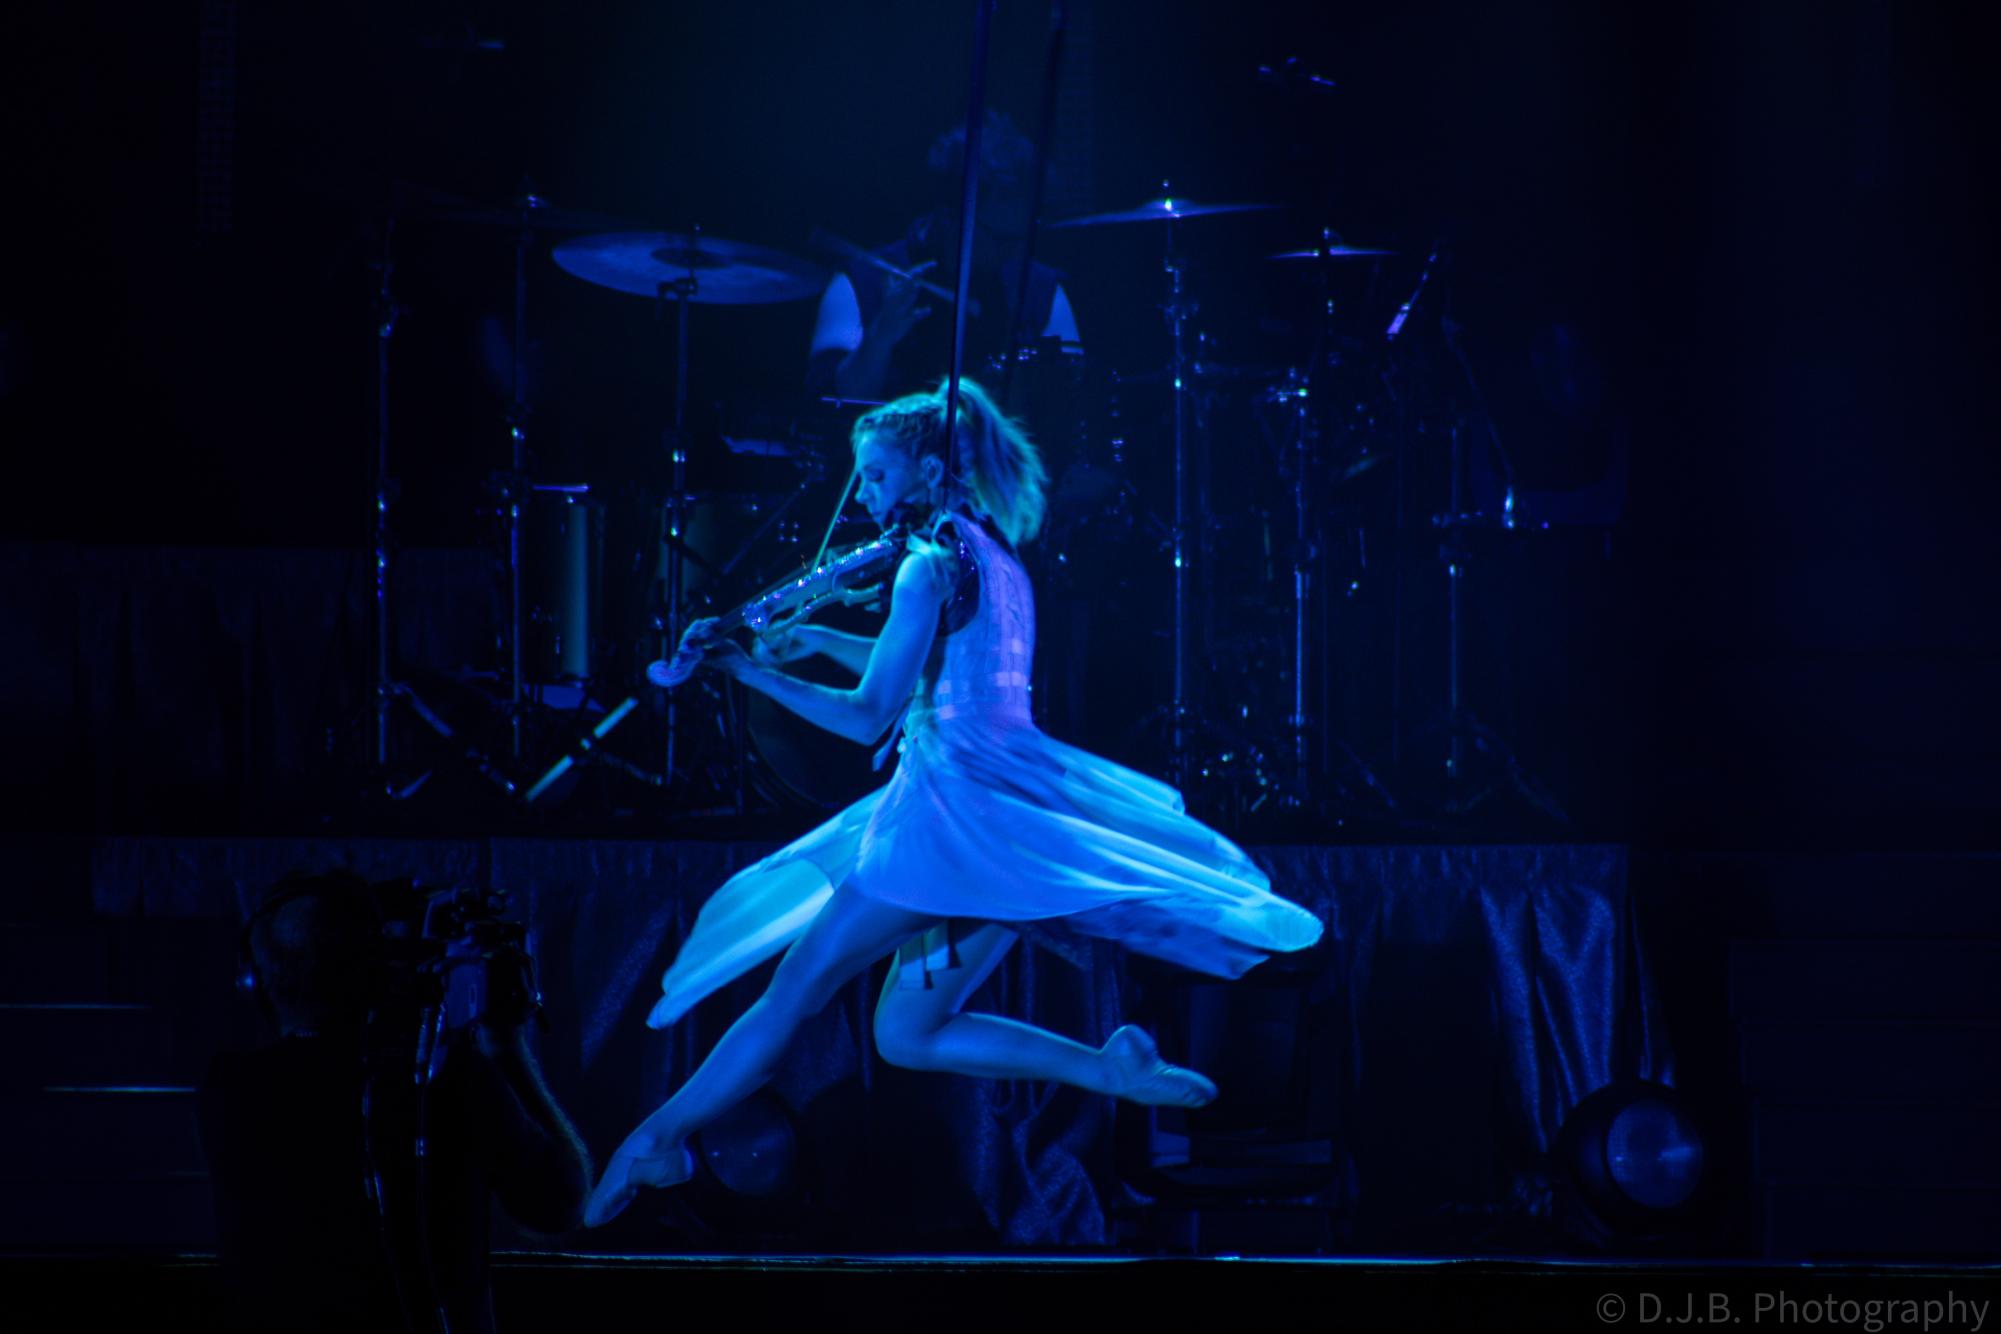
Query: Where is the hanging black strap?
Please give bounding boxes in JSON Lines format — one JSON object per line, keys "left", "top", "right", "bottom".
{"left": 942, "top": 0, "right": 997, "bottom": 488}
{"left": 1000, "top": 0, "right": 1070, "bottom": 411}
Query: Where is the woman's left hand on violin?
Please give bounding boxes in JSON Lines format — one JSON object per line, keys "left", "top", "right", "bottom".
{"left": 751, "top": 625, "right": 816, "bottom": 667}
{"left": 647, "top": 621, "right": 750, "bottom": 688}
{"left": 702, "top": 639, "right": 754, "bottom": 679}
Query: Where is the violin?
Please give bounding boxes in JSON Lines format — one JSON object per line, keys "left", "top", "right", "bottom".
{"left": 645, "top": 529, "right": 907, "bottom": 688}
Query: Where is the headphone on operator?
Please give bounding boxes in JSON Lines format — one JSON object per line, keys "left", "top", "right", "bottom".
{"left": 235, "top": 870, "right": 384, "bottom": 1026}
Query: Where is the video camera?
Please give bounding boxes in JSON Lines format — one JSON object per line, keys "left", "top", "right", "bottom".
{"left": 241, "top": 873, "right": 541, "bottom": 1054}
{"left": 370, "top": 882, "right": 543, "bottom": 1083}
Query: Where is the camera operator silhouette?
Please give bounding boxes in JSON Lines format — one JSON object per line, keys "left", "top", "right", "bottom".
{"left": 199, "top": 871, "right": 592, "bottom": 1333}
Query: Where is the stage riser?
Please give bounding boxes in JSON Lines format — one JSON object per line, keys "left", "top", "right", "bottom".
{"left": 1669, "top": 854, "right": 2001, "bottom": 940}
{"left": 1729, "top": 942, "right": 2001, "bottom": 1022}
{"left": 0, "top": 925, "right": 113, "bottom": 1002}
{"left": 1721, "top": 894, "right": 2001, "bottom": 1259}
{"left": 1753, "top": 1101, "right": 2001, "bottom": 1189}
{"left": 0, "top": 1180, "right": 214, "bottom": 1251}
{"left": 0, "top": 1006, "right": 190, "bottom": 1091}
{"left": 0, "top": 1091, "right": 206, "bottom": 1181}
{"left": 1739, "top": 1021, "right": 2001, "bottom": 1100}
{"left": 1760, "top": 1185, "right": 2001, "bottom": 1264}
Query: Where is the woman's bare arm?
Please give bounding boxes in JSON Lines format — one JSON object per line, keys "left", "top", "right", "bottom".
{"left": 796, "top": 625, "right": 877, "bottom": 677}
{"left": 724, "top": 550, "right": 947, "bottom": 744}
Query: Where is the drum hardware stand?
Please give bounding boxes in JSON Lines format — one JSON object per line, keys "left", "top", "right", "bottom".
{"left": 1268, "top": 372, "right": 1316, "bottom": 802}
{"left": 1380, "top": 244, "right": 1439, "bottom": 776}
{"left": 1129, "top": 191, "right": 1253, "bottom": 798}
{"left": 1270, "top": 236, "right": 1397, "bottom": 823}
{"left": 655, "top": 233, "right": 699, "bottom": 801}
{"left": 360, "top": 217, "right": 518, "bottom": 803}
{"left": 1277, "top": 376, "right": 1397, "bottom": 819}
{"left": 1421, "top": 316, "right": 1566, "bottom": 824}
{"left": 369, "top": 216, "right": 402, "bottom": 772}
{"left": 500, "top": 201, "right": 540, "bottom": 763}
{"left": 523, "top": 696, "right": 639, "bottom": 804}
{"left": 1161, "top": 193, "right": 1194, "bottom": 789}
{"left": 384, "top": 682, "right": 520, "bottom": 798}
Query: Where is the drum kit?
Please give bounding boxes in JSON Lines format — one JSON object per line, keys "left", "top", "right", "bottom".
{"left": 360, "top": 177, "right": 1564, "bottom": 833}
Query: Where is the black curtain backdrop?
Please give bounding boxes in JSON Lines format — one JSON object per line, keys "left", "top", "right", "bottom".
{"left": 5, "top": 0, "right": 1996, "bottom": 849}
{"left": 96, "top": 835, "right": 1657, "bottom": 1248}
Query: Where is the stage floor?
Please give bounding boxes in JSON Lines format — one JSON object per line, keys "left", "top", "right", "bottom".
{"left": 9, "top": 1252, "right": 1999, "bottom": 1332}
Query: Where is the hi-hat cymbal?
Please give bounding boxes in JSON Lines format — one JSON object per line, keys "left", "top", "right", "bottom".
{"left": 1051, "top": 197, "right": 1279, "bottom": 228}
{"left": 551, "top": 232, "right": 827, "bottom": 304}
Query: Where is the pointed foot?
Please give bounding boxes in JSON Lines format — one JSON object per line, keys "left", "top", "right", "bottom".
{"left": 583, "top": 1134, "right": 695, "bottom": 1228}
{"left": 1103, "top": 1024, "right": 1218, "bottom": 1108}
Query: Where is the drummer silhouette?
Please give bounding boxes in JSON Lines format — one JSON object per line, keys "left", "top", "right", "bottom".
{"left": 808, "top": 111, "right": 1081, "bottom": 403}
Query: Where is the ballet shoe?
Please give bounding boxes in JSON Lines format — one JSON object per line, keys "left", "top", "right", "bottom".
{"left": 582, "top": 1137, "right": 696, "bottom": 1228}
{"left": 1103, "top": 1024, "right": 1218, "bottom": 1109}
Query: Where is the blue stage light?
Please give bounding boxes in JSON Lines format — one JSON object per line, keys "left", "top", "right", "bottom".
{"left": 1555, "top": 1080, "right": 1710, "bottom": 1245}
{"left": 1604, "top": 1096, "right": 1704, "bottom": 1210}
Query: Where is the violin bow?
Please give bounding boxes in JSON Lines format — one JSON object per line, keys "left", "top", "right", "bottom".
{"left": 806, "top": 464, "right": 858, "bottom": 575}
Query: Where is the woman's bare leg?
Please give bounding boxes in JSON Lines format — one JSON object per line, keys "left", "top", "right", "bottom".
{"left": 585, "top": 884, "right": 934, "bottom": 1225}
{"left": 872, "top": 924, "right": 1216, "bottom": 1106}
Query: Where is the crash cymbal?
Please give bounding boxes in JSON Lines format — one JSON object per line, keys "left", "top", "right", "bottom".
{"left": 1264, "top": 244, "right": 1392, "bottom": 260}
{"left": 1051, "top": 196, "right": 1279, "bottom": 227}
{"left": 551, "top": 231, "right": 826, "bottom": 304}
{"left": 432, "top": 194, "right": 645, "bottom": 233}
{"left": 1270, "top": 243, "right": 1395, "bottom": 260}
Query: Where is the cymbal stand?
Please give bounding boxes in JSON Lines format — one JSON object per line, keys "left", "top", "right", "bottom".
{"left": 1287, "top": 379, "right": 1315, "bottom": 798}
{"left": 1289, "top": 230, "right": 1341, "bottom": 800}
{"left": 656, "top": 234, "right": 698, "bottom": 797}
{"left": 370, "top": 218, "right": 402, "bottom": 770}
{"left": 363, "top": 217, "right": 515, "bottom": 801}
{"left": 1162, "top": 195, "right": 1194, "bottom": 789}
{"left": 507, "top": 220, "right": 533, "bottom": 759}
{"left": 1278, "top": 235, "right": 1396, "bottom": 820}
{"left": 1426, "top": 316, "right": 1566, "bottom": 823}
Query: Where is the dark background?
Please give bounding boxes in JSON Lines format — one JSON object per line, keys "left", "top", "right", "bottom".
{"left": 2, "top": 0, "right": 1995, "bottom": 848}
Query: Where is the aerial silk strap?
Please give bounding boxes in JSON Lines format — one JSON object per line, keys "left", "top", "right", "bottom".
{"left": 1000, "top": 1, "right": 1070, "bottom": 411}
{"left": 941, "top": 0, "right": 996, "bottom": 492}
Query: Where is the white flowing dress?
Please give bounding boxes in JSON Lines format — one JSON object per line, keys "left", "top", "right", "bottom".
{"left": 648, "top": 514, "right": 1323, "bottom": 1028}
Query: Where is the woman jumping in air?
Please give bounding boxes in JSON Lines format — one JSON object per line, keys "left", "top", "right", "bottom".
{"left": 585, "top": 378, "right": 1322, "bottom": 1227}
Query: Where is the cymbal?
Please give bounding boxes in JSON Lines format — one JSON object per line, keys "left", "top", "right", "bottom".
{"left": 552, "top": 232, "right": 826, "bottom": 304}
{"left": 1270, "top": 243, "right": 1395, "bottom": 260}
{"left": 432, "top": 195, "right": 645, "bottom": 233}
{"left": 1051, "top": 197, "right": 1279, "bottom": 228}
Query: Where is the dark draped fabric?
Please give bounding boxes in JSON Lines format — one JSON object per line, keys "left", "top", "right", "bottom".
{"left": 0, "top": 543, "right": 498, "bottom": 832}
{"left": 95, "top": 836, "right": 1664, "bottom": 1249}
